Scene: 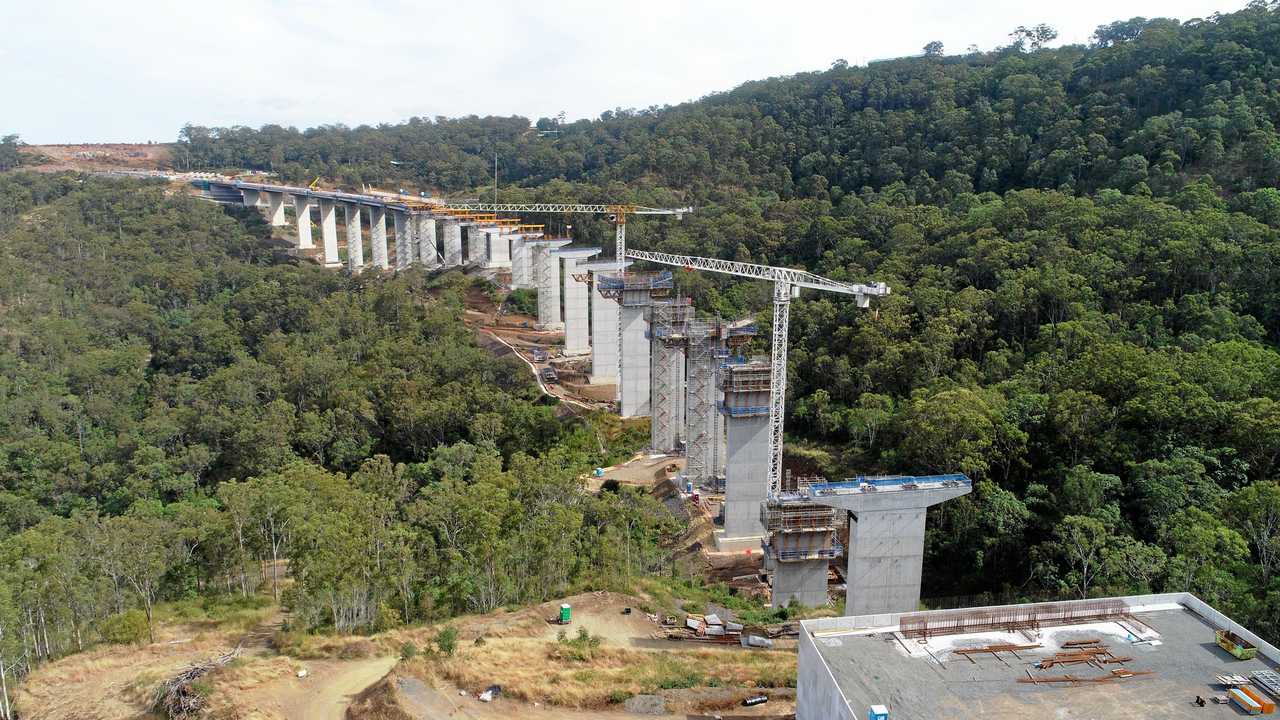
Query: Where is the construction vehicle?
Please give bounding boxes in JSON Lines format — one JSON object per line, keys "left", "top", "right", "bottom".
{"left": 539, "top": 367, "right": 558, "bottom": 384}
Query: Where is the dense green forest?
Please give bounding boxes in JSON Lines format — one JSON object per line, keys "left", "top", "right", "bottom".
{"left": 0, "top": 174, "right": 670, "bottom": 683}
{"left": 2, "top": 1, "right": 1279, "bottom": 698}
{"left": 173, "top": 3, "right": 1280, "bottom": 639}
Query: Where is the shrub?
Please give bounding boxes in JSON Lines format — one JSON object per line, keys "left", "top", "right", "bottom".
{"left": 375, "top": 602, "right": 403, "bottom": 631}
{"left": 435, "top": 625, "right": 458, "bottom": 657}
{"left": 608, "top": 689, "right": 634, "bottom": 704}
{"left": 99, "top": 609, "right": 150, "bottom": 645}
{"left": 400, "top": 641, "right": 418, "bottom": 659}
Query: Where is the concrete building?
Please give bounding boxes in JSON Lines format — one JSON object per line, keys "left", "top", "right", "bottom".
{"left": 555, "top": 247, "right": 602, "bottom": 356}
{"left": 717, "top": 360, "right": 772, "bottom": 549}
{"left": 798, "top": 593, "right": 1280, "bottom": 720}
{"left": 530, "top": 239, "right": 572, "bottom": 329}
{"left": 805, "top": 475, "right": 970, "bottom": 616}
{"left": 596, "top": 271, "right": 674, "bottom": 418}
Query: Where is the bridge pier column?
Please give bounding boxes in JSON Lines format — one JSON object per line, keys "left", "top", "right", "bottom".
{"left": 417, "top": 215, "right": 438, "bottom": 268}
{"left": 266, "top": 192, "right": 286, "bottom": 226}
{"left": 293, "top": 195, "right": 314, "bottom": 249}
{"left": 393, "top": 210, "right": 412, "bottom": 270}
{"left": 241, "top": 189, "right": 261, "bottom": 208}
{"left": 319, "top": 200, "right": 340, "bottom": 267}
{"left": 370, "top": 206, "right": 389, "bottom": 270}
{"left": 442, "top": 221, "right": 463, "bottom": 266}
{"left": 345, "top": 203, "right": 364, "bottom": 274}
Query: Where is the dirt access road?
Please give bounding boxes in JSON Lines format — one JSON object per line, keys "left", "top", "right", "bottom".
{"left": 220, "top": 654, "right": 398, "bottom": 719}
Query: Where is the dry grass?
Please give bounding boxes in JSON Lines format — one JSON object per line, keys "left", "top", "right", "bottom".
{"left": 409, "top": 637, "right": 795, "bottom": 709}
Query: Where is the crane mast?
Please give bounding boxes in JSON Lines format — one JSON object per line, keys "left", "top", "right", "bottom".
{"left": 625, "top": 249, "right": 889, "bottom": 493}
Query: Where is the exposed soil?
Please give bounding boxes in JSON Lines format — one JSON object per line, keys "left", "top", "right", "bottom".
{"left": 20, "top": 143, "right": 173, "bottom": 172}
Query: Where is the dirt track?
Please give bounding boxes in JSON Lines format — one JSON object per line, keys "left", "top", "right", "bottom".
{"left": 296, "top": 656, "right": 398, "bottom": 719}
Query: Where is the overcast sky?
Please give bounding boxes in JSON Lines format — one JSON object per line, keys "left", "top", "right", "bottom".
{"left": 1, "top": 0, "right": 1250, "bottom": 144}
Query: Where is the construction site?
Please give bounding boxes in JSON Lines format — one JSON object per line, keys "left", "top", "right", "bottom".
{"left": 798, "top": 593, "right": 1280, "bottom": 720}
{"left": 195, "top": 176, "right": 977, "bottom": 623}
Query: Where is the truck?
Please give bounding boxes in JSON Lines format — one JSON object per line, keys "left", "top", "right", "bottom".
{"left": 539, "top": 367, "right": 558, "bottom": 384}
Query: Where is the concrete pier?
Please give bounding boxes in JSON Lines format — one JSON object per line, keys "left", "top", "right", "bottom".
{"left": 510, "top": 234, "right": 542, "bottom": 288}
{"left": 266, "top": 191, "right": 287, "bottom": 226}
{"left": 537, "top": 243, "right": 563, "bottom": 330}
{"left": 556, "top": 248, "right": 601, "bottom": 356}
{"left": 718, "top": 361, "right": 772, "bottom": 547}
{"left": 442, "top": 221, "right": 463, "bottom": 267}
{"left": 581, "top": 261, "right": 629, "bottom": 385}
{"left": 319, "top": 200, "right": 340, "bottom": 267}
{"left": 487, "top": 229, "right": 512, "bottom": 268}
{"left": 370, "top": 206, "right": 389, "bottom": 270}
{"left": 620, "top": 305, "right": 650, "bottom": 417}
{"left": 417, "top": 215, "right": 438, "bottom": 267}
{"left": 293, "top": 195, "right": 314, "bottom": 249}
{"left": 466, "top": 225, "right": 489, "bottom": 265}
{"left": 241, "top": 188, "right": 261, "bottom": 208}
{"left": 806, "top": 475, "right": 971, "bottom": 615}
{"left": 393, "top": 211, "right": 411, "bottom": 270}
{"left": 344, "top": 203, "right": 363, "bottom": 273}
{"left": 596, "top": 271, "right": 673, "bottom": 419}
{"left": 649, "top": 300, "right": 690, "bottom": 454}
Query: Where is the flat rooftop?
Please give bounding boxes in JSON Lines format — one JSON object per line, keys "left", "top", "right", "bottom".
{"left": 805, "top": 597, "right": 1279, "bottom": 720}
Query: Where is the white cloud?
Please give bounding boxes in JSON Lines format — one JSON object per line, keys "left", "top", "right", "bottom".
{"left": 1, "top": 0, "right": 1250, "bottom": 143}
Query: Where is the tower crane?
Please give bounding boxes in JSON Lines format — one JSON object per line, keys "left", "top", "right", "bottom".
{"left": 625, "top": 249, "right": 890, "bottom": 494}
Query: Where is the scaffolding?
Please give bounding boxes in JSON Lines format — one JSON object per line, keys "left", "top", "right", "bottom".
{"left": 648, "top": 299, "right": 692, "bottom": 454}
{"left": 596, "top": 270, "right": 673, "bottom": 301}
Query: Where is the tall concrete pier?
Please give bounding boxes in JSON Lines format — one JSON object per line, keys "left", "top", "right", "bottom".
{"left": 293, "top": 195, "right": 314, "bottom": 249}
{"left": 442, "top": 221, "right": 464, "bottom": 267}
{"left": 344, "top": 203, "right": 364, "bottom": 273}
{"left": 556, "top": 247, "right": 602, "bottom": 356}
{"left": 597, "top": 271, "right": 674, "bottom": 418}
{"left": 648, "top": 300, "right": 692, "bottom": 454}
{"left": 763, "top": 498, "right": 843, "bottom": 608}
{"left": 266, "top": 191, "right": 287, "bottom": 226}
{"left": 417, "top": 214, "right": 439, "bottom": 267}
{"left": 530, "top": 239, "right": 572, "bottom": 329}
{"left": 580, "top": 260, "right": 630, "bottom": 385}
{"left": 806, "top": 475, "right": 971, "bottom": 615}
{"left": 718, "top": 360, "right": 772, "bottom": 548}
{"left": 370, "top": 206, "right": 389, "bottom": 270}
{"left": 319, "top": 200, "right": 340, "bottom": 267}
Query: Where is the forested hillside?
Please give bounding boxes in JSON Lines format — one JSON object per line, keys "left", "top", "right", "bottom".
{"left": 172, "top": 3, "right": 1280, "bottom": 640}
{"left": 0, "top": 174, "right": 669, "bottom": 678}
